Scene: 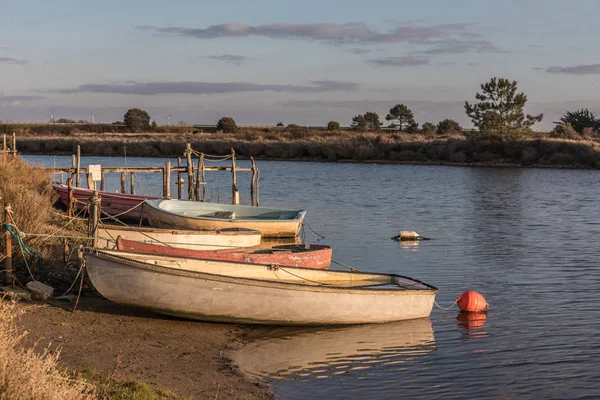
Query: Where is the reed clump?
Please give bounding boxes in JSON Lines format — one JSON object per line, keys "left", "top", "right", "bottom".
{"left": 0, "top": 300, "right": 96, "bottom": 400}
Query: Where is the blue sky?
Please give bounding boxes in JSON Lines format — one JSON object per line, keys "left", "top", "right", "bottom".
{"left": 1, "top": 0, "right": 599, "bottom": 128}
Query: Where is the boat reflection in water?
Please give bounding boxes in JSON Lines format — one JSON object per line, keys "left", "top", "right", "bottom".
{"left": 232, "top": 318, "right": 435, "bottom": 382}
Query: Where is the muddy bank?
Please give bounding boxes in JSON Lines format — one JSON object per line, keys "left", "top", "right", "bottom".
{"left": 17, "top": 296, "right": 273, "bottom": 400}
{"left": 15, "top": 133, "right": 600, "bottom": 169}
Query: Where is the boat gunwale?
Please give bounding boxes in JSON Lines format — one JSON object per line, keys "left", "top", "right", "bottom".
{"left": 86, "top": 249, "right": 438, "bottom": 295}
{"left": 101, "top": 224, "right": 262, "bottom": 237}
{"left": 145, "top": 199, "right": 307, "bottom": 223}
{"left": 53, "top": 183, "right": 160, "bottom": 201}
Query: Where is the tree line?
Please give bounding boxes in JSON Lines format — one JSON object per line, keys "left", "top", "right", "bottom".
{"left": 118, "top": 77, "right": 600, "bottom": 141}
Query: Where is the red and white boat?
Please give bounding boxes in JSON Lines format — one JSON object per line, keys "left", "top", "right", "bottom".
{"left": 53, "top": 183, "right": 160, "bottom": 221}
{"left": 116, "top": 236, "right": 332, "bottom": 269}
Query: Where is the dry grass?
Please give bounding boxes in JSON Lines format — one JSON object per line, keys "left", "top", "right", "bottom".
{"left": 0, "top": 299, "right": 96, "bottom": 400}
{"left": 0, "top": 155, "right": 56, "bottom": 247}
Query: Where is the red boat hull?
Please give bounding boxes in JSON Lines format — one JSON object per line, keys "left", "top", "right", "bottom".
{"left": 53, "top": 184, "right": 160, "bottom": 221}
{"left": 116, "top": 237, "right": 332, "bottom": 269}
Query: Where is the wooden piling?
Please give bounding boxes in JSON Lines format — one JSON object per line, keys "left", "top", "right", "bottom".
{"left": 256, "top": 169, "right": 260, "bottom": 206}
{"left": 100, "top": 171, "right": 106, "bottom": 191}
{"left": 130, "top": 172, "right": 135, "bottom": 194}
{"left": 75, "top": 145, "right": 81, "bottom": 187}
{"left": 200, "top": 154, "right": 206, "bottom": 202}
{"left": 86, "top": 173, "right": 94, "bottom": 190}
{"left": 3, "top": 202, "right": 12, "bottom": 285}
{"left": 177, "top": 157, "right": 182, "bottom": 199}
{"left": 231, "top": 149, "right": 239, "bottom": 205}
{"left": 250, "top": 157, "right": 257, "bottom": 206}
{"left": 185, "top": 144, "right": 194, "bottom": 201}
{"left": 88, "top": 191, "right": 100, "bottom": 247}
{"left": 163, "top": 161, "right": 171, "bottom": 198}
{"left": 194, "top": 154, "right": 202, "bottom": 202}
{"left": 11, "top": 133, "right": 16, "bottom": 157}
{"left": 67, "top": 177, "right": 74, "bottom": 217}
{"left": 120, "top": 171, "right": 126, "bottom": 194}
{"left": 2, "top": 135, "right": 6, "bottom": 152}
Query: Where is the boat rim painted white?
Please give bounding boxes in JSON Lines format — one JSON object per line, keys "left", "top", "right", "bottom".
{"left": 87, "top": 249, "right": 438, "bottom": 295}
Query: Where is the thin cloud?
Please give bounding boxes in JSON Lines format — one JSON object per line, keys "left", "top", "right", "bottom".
{"left": 0, "top": 56, "right": 27, "bottom": 65}
{"left": 368, "top": 55, "right": 430, "bottom": 67}
{"left": 545, "top": 63, "right": 600, "bottom": 75}
{"left": 418, "top": 39, "right": 506, "bottom": 54}
{"left": 0, "top": 95, "right": 44, "bottom": 105}
{"left": 137, "top": 21, "right": 487, "bottom": 47}
{"left": 57, "top": 80, "right": 361, "bottom": 95}
{"left": 203, "top": 54, "right": 249, "bottom": 65}
{"left": 347, "top": 48, "right": 372, "bottom": 54}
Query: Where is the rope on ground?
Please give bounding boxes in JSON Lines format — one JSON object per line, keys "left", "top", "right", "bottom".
{"left": 434, "top": 299, "right": 458, "bottom": 311}
{"left": 331, "top": 259, "right": 360, "bottom": 272}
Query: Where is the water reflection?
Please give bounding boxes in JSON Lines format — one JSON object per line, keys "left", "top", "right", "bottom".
{"left": 232, "top": 318, "right": 435, "bottom": 382}
{"left": 456, "top": 311, "right": 488, "bottom": 338}
{"left": 399, "top": 240, "right": 420, "bottom": 251}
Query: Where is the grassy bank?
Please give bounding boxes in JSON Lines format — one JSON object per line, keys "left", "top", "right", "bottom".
{"left": 14, "top": 129, "right": 600, "bottom": 169}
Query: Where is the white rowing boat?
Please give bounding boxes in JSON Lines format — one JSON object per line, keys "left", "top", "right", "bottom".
{"left": 85, "top": 250, "right": 438, "bottom": 325}
{"left": 145, "top": 199, "right": 306, "bottom": 238}
{"left": 96, "top": 225, "right": 261, "bottom": 250}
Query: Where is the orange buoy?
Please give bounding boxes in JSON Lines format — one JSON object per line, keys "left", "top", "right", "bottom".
{"left": 457, "top": 290, "right": 489, "bottom": 312}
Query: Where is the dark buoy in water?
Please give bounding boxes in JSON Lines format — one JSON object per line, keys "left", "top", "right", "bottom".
{"left": 457, "top": 290, "right": 489, "bottom": 312}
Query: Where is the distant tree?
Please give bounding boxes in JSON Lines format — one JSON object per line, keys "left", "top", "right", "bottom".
{"left": 437, "top": 119, "right": 462, "bottom": 135}
{"left": 421, "top": 122, "right": 437, "bottom": 135}
{"left": 178, "top": 120, "right": 187, "bottom": 126}
{"left": 550, "top": 123, "right": 579, "bottom": 139}
{"left": 276, "top": 121, "right": 284, "bottom": 127}
{"left": 557, "top": 109, "right": 598, "bottom": 134}
{"left": 56, "top": 118, "right": 75, "bottom": 124}
{"left": 77, "top": 119, "right": 88, "bottom": 124}
{"left": 385, "top": 104, "right": 416, "bottom": 131}
{"left": 327, "top": 121, "right": 341, "bottom": 131}
{"left": 112, "top": 121, "right": 123, "bottom": 125}
{"left": 151, "top": 119, "right": 158, "bottom": 130}
{"left": 364, "top": 112, "right": 382, "bottom": 131}
{"left": 465, "top": 77, "right": 543, "bottom": 140}
{"left": 124, "top": 108, "right": 151, "bottom": 132}
{"left": 351, "top": 114, "right": 367, "bottom": 131}
{"left": 216, "top": 117, "right": 238, "bottom": 133}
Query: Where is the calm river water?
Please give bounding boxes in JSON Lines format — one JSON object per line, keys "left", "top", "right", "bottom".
{"left": 26, "top": 155, "right": 600, "bottom": 399}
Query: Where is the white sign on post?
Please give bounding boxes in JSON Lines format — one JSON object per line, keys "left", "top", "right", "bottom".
{"left": 88, "top": 165, "right": 102, "bottom": 182}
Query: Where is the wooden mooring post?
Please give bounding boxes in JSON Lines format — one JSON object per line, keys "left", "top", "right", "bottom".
{"left": 67, "top": 177, "right": 74, "bottom": 217}
{"left": 88, "top": 191, "right": 101, "bottom": 248}
{"left": 130, "top": 172, "right": 135, "bottom": 194}
{"left": 86, "top": 173, "right": 94, "bottom": 190}
{"left": 194, "top": 154, "right": 202, "bottom": 202}
{"left": 3, "top": 201, "right": 12, "bottom": 285}
{"left": 120, "top": 171, "right": 126, "bottom": 194}
{"left": 250, "top": 157, "right": 257, "bottom": 206}
{"left": 11, "top": 133, "right": 16, "bottom": 157}
{"left": 231, "top": 149, "right": 239, "bottom": 205}
{"left": 185, "top": 144, "right": 194, "bottom": 200}
{"left": 163, "top": 161, "right": 171, "bottom": 198}
{"left": 177, "top": 157, "right": 182, "bottom": 200}
{"left": 75, "top": 145, "right": 81, "bottom": 187}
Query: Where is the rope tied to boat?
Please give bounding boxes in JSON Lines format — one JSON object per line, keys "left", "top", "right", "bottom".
{"left": 331, "top": 259, "right": 360, "bottom": 272}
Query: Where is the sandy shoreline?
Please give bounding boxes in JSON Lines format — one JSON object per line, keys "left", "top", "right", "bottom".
{"left": 16, "top": 296, "right": 274, "bottom": 400}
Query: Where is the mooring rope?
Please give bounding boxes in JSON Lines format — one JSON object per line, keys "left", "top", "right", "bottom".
{"left": 331, "top": 259, "right": 360, "bottom": 272}
{"left": 434, "top": 299, "right": 458, "bottom": 310}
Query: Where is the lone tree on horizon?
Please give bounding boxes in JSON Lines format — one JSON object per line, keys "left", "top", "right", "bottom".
{"left": 386, "top": 104, "right": 417, "bottom": 132}
{"left": 124, "top": 108, "right": 151, "bottom": 132}
{"left": 465, "top": 77, "right": 543, "bottom": 141}
{"left": 217, "top": 117, "right": 238, "bottom": 133}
